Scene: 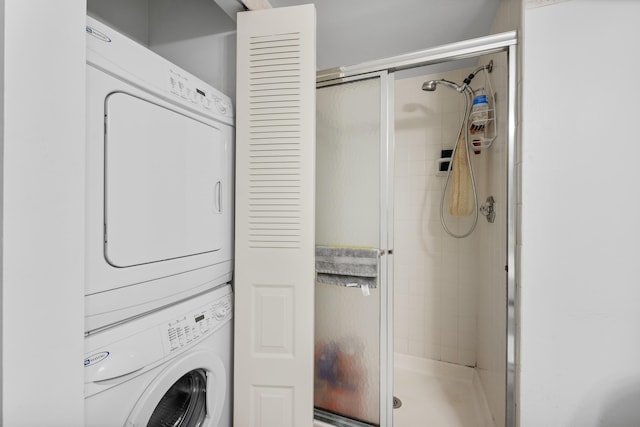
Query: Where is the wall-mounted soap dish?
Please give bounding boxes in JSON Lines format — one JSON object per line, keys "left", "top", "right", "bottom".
{"left": 436, "top": 149, "right": 452, "bottom": 177}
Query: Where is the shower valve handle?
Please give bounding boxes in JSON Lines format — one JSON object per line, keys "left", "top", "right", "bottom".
{"left": 480, "top": 196, "right": 496, "bottom": 224}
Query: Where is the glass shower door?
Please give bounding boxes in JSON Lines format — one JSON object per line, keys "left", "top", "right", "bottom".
{"left": 315, "top": 75, "right": 390, "bottom": 426}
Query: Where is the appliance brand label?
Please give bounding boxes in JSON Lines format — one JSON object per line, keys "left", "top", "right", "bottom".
{"left": 84, "top": 351, "right": 109, "bottom": 367}
{"left": 86, "top": 26, "right": 111, "bottom": 43}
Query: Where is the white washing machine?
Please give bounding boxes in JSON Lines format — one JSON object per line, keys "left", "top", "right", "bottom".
{"left": 85, "top": 284, "right": 233, "bottom": 427}
{"left": 85, "top": 17, "right": 235, "bottom": 332}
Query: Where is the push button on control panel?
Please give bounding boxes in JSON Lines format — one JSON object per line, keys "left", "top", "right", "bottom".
{"left": 214, "top": 97, "right": 226, "bottom": 115}
{"left": 163, "top": 295, "right": 232, "bottom": 353}
{"left": 167, "top": 69, "right": 231, "bottom": 116}
{"left": 168, "top": 70, "right": 221, "bottom": 113}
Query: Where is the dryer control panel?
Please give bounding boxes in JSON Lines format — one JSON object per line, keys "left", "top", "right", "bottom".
{"left": 86, "top": 16, "right": 234, "bottom": 125}
{"left": 164, "top": 293, "right": 232, "bottom": 353}
{"left": 168, "top": 69, "right": 233, "bottom": 117}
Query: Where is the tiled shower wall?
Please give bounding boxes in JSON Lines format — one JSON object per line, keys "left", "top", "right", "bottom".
{"left": 394, "top": 67, "right": 479, "bottom": 367}
{"left": 394, "top": 61, "right": 508, "bottom": 359}
{"left": 393, "top": 4, "right": 517, "bottom": 426}
{"left": 393, "top": 58, "right": 510, "bottom": 427}
{"left": 470, "top": 51, "right": 508, "bottom": 427}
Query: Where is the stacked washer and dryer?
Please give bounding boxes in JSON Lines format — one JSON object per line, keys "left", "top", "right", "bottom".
{"left": 83, "top": 17, "right": 235, "bottom": 427}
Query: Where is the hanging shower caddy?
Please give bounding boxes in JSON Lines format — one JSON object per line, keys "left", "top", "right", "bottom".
{"left": 469, "top": 69, "right": 497, "bottom": 153}
{"left": 435, "top": 61, "right": 497, "bottom": 177}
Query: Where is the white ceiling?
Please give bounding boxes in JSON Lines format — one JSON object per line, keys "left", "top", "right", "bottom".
{"left": 269, "top": 0, "right": 502, "bottom": 71}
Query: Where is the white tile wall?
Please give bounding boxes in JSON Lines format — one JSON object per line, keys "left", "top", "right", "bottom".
{"left": 394, "top": 57, "right": 511, "bottom": 427}
{"left": 394, "top": 67, "right": 481, "bottom": 366}
{"left": 392, "top": 3, "right": 520, "bottom": 426}
{"left": 472, "top": 49, "right": 509, "bottom": 427}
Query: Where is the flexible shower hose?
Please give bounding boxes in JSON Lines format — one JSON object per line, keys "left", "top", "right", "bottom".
{"left": 439, "top": 88, "right": 479, "bottom": 239}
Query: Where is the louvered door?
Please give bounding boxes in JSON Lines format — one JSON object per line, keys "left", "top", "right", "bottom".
{"left": 234, "top": 5, "right": 316, "bottom": 427}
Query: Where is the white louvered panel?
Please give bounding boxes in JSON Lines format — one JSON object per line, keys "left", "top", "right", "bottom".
{"left": 235, "top": 5, "right": 315, "bottom": 427}
{"left": 248, "top": 30, "right": 303, "bottom": 249}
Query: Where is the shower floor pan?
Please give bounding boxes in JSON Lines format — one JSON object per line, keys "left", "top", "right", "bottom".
{"left": 394, "top": 353, "right": 495, "bottom": 427}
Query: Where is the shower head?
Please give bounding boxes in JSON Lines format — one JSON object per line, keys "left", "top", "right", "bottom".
{"left": 421, "top": 80, "right": 438, "bottom": 91}
{"left": 421, "top": 79, "right": 468, "bottom": 93}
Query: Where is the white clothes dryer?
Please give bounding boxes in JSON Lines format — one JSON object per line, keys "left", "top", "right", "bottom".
{"left": 85, "top": 17, "right": 235, "bottom": 332}
{"left": 85, "top": 284, "right": 233, "bottom": 427}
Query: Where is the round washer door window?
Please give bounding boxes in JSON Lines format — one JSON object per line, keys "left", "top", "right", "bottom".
{"left": 126, "top": 350, "right": 226, "bottom": 427}
{"left": 148, "top": 369, "right": 207, "bottom": 427}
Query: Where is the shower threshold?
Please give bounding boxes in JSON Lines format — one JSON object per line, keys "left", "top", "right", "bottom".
{"left": 314, "top": 408, "right": 377, "bottom": 427}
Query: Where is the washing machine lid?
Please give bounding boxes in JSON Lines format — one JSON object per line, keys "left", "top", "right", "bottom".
{"left": 126, "top": 350, "right": 226, "bottom": 427}
{"left": 104, "top": 92, "right": 226, "bottom": 268}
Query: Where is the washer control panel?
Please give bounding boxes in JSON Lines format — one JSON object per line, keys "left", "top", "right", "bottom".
{"left": 168, "top": 69, "right": 233, "bottom": 118}
{"left": 163, "top": 293, "right": 232, "bottom": 353}
{"left": 84, "top": 285, "right": 233, "bottom": 395}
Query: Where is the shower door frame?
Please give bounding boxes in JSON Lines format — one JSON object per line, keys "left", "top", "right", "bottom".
{"left": 317, "top": 30, "right": 518, "bottom": 427}
{"left": 316, "top": 70, "right": 394, "bottom": 427}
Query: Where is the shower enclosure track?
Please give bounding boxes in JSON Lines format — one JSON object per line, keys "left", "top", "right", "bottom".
{"left": 317, "top": 31, "right": 516, "bottom": 83}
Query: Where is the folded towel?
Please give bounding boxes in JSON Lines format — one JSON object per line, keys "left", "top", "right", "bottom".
{"left": 315, "top": 246, "right": 379, "bottom": 289}
{"left": 448, "top": 131, "right": 474, "bottom": 216}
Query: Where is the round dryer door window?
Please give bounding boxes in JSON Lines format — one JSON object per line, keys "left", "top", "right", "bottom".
{"left": 148, "top": 369, "right": 207, "bottom": 427}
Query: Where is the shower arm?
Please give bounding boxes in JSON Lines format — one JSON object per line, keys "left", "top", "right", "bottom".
{"left": 462, "top": 60, "right": 493, "bottom": 89}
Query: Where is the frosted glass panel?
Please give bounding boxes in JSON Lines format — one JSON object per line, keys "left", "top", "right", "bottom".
{"left": 315, "top": 78, "right": 381, "bottom": 425}
{"left": 316, "top": 78, "right": 380, "bottom": 248}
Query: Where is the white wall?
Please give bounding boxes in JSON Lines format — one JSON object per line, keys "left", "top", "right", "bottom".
{"left": 87, "top": 0, "right": 237, "bottom": 100}
{"left": 520, "top": 1, "right": 640, "bottom": 425}
{"left": 271, "top": 0, "right": 501, "bottom": 70}
{"left": 87, "top": 0, "right": 149, "bottom": 45}
{"left": 149, "top": 0, "right": 237, "bottom": 100}
{"left": 1, "top": 1, "right": 86, "bottom": 425}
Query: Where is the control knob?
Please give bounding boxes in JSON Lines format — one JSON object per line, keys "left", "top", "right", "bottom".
{"left": 214, "top": 97, "right": 227, "bottom": 115}
{"left": 213, "top": 304, "right": 228, "bottom": 320}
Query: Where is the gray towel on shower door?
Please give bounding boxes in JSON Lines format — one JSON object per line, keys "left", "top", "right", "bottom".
{"left": 316, "top": 273, "right": 378, "bottom": 289}
{"left": 315, "top": 246, "right": 379, "bottom": 289}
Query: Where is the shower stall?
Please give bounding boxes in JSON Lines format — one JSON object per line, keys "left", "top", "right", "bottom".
{"left": 314, "top": 32, "right": 517, "bottom": 427}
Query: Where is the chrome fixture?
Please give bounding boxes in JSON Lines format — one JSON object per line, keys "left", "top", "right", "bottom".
{"left": 421, "top": 60, "right": 492, "bottom": 95}
{"left": 393, "top": 396, "right": 402, "bottom": 409}
{"left": 480, "top": 196, "right": 496, "bottom": 223}
{"left": 421, "top": 80, "right": 437, "bottom": 91}
{"left": 463, "top": 60, "right": 493, "bottom": 87}
{"left": 422, "top": 76, "right": 477, "bottom": 239}
{"left": 421, "top": 78, "right": 468, "bottom": 93}
{"left": 421, "top": 60, "right": 493, "bottom": 239}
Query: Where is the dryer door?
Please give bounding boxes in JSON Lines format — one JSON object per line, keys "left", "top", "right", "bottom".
{"left": 126, "top": 350, "right": 226, "bottom": 427}
{"left": 104, "top": 92, "right": 226, "bottom": 268}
